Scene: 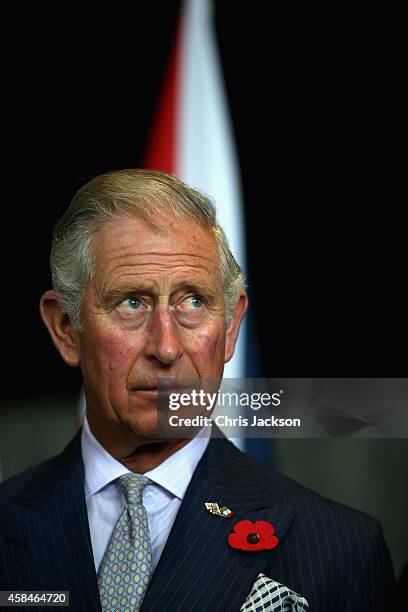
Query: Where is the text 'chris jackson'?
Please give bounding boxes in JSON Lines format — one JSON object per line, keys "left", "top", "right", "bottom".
{"left": 167, "top": 415, "right": 302, "bottom": 428}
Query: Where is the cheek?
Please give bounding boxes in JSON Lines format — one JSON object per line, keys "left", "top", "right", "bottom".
{"left": 185, "top": 325, "right": 226, "bottom": 368}
{"left": 106, "top": 342, "right": 136, "bottom": 378}
{"left": 81, "top": 326, "right": 139, "bottom": 381}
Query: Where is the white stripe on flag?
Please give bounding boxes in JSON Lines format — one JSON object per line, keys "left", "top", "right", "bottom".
{"left": 176, "top": 0, "right": 247, "bottom": 382}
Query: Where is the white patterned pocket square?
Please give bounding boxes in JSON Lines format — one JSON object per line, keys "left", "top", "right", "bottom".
{"left": 240, "top": 573, "right": 309, "bottom": 611}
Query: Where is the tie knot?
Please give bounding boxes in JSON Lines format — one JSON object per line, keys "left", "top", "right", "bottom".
{"left": 117, "top": 473, "right": 149, "bottom": 505}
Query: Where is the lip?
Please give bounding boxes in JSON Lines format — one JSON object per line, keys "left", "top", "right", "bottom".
{"left": 129, "top": 389, "right": 159, "bottom": 404}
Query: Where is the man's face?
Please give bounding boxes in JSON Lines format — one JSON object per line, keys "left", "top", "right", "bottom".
{"left": 76, "top": 215, "right": 244, "bottom": 442}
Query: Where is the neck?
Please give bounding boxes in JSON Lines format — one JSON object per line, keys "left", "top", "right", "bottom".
{"left": 86, "top": 416, "right": 192, "bottom": 472}
{"left": 121, "top": 438, "right": 192, "bottom": 472}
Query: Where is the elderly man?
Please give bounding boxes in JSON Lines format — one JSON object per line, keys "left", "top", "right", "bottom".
{"left": 0, "top": 170, "right": 395, "bottom": 611}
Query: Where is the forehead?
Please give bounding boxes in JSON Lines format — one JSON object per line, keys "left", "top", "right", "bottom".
{"left": 92, "top": 215, "right": 220, "bottom": 287}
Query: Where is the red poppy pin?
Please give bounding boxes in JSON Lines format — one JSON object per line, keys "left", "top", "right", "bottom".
{"left": 228, "top": 519, "right": 279, "bottom": 552}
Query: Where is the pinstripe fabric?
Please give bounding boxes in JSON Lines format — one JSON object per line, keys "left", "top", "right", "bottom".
{"left": 0, "top": 430, "right": 396, "bottom": 611}
{"left": 82, "top": 414, "right": 209, "bottom": 573}
{"left": 0, "top": 434, "right": 100, "bottom": 611}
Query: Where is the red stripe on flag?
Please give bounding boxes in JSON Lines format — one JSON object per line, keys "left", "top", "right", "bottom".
{"left": 143, "top": 21, "right": 181, "bottom": 174}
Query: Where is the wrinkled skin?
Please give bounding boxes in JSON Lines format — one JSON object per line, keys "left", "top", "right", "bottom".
{"left": 40, "top": 216, "right": 247, "bottom": 471}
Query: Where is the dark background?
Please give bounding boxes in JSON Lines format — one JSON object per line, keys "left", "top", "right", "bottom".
{"left": 2, "top": 2, "right": 406, "bottom": 398}
{"left": 0, "top": 1, "right": 406, "bottom": 578}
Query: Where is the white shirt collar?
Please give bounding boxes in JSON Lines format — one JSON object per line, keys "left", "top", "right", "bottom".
{"left": 81, "top": 414, "right": 210, "bottom": 501}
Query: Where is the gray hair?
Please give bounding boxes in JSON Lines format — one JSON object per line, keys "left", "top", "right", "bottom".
{"left": 51, "top": 169, "right": 244, "bottom": 329}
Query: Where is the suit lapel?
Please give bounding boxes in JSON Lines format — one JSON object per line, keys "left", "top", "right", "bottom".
{"left": 3, "top": 430, "right": 295, "bottom": 611}
{"left": 142, "top": 435, "right": 295, "bottom": 611}
{"left": 2, "top": 432, "right": 101, "bottom": 612}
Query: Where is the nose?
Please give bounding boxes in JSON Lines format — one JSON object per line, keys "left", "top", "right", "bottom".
{"left": 144, "top": 306, "right": 183, "bottom": 366}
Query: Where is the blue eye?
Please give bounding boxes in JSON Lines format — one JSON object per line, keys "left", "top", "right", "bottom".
{"left": 185, "top": 296, "right": 203, "bottom": 309}
{"left": 125, "top": 297, "right": 141, "bottom": 310}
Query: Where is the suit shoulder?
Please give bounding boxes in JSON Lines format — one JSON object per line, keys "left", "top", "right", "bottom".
{"left": 243, "top": 449, "right": 382, "bottom": 531}
{"left": 235, "top": 449, "right": 395, "bottom": 608}
{"left": 0, "top": 432, "right": 81, "bottom": 503}
{"left": 0, "top": 455, "right": 60, "bottom": 501}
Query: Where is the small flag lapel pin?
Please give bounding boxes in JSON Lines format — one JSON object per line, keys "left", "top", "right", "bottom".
{"left": 205, "top": 502, "right": 234, "bottom": 518}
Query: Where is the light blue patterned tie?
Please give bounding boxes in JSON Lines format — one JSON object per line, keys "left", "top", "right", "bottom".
{"left": 97, "top": 473, "right": 153, "bottom": 611}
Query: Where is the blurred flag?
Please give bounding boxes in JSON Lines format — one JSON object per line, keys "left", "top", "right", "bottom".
{"left": 81, "top": 0, "right": 270, "bottom": 461}
{"left": 144, "top": 0, "right": 246, "bottom": 383}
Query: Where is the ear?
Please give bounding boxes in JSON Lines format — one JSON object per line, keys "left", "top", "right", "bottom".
{"left": 39, "top": 290, "right": 80, "bottom": 367}
{"left": 224, "top": 290, "right": 249, "bottom": 363}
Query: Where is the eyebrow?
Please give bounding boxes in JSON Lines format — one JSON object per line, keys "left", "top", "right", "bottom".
{"left": 100, "top": 281, "right": 219, "bottom": 309}
{"left": 100, "top": 284, "right": 151, "bottom": 310}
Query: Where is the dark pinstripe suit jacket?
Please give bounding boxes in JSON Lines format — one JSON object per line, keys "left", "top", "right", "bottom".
{"left": 0, "top": 431, "right": 396, "bottom": 611}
